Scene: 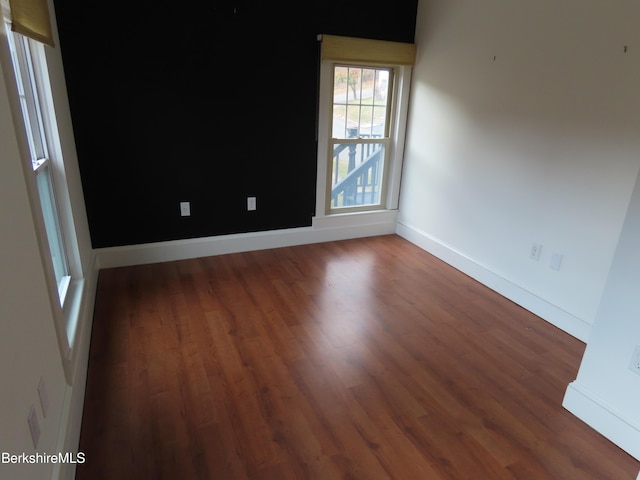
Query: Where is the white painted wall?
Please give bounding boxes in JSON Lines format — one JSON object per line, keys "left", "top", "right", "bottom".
{"left": 400, "top": 0, "right": 640, "bottom": 461}
{"left": 399, "top": 0, "right": 640, "bottom": 331}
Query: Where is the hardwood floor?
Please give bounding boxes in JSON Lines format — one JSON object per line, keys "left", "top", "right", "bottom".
{"left": 76, "top": 234, "right": 639, "bottom": 479}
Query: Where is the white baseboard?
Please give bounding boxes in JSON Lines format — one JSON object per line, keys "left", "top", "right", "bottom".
{"left": 563, "top": 381, "right": 640, "bottom": 461}
{"left": 96, "top": 210, "right": 399, "bottom": 269}
{"left": 395, "top": 221, "right": 592, "bottom": 342}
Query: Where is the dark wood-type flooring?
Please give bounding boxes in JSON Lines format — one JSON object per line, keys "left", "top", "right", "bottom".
{"left": 76, "top": 234, "right": 640, "bottom": 479}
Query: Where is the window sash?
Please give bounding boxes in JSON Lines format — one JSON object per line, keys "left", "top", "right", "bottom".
{"left": 328, "top": 139, "right": 389, "bottom": 212}
{"left": 332, "top": 65, "right": 393, "bottom": 141}
{"left": 6, "top": 20, "right": 47, "bottom": 165}
{"left": 35, "top": 160, "right": 71, "bottom": 301}
{"left": 6, "top": 27, "right": 70, "bottom": 304}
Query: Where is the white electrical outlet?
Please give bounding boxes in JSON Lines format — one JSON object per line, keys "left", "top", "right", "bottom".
{"left": 180, "top": 201, "right": 191, "bottom": 216}
{"left": 530, "top": 243, "right": 542, "bottom": 261}
{"left": 629, "top": 345, "right": 640, "bottom": 376}
{"left": 247, "top": 196, "right": 257, "bottom": 211}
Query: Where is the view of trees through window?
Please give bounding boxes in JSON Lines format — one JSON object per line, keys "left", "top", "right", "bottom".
{"left": 332, "top": 66, "right": 390, "bottom": 139}
{"left": 329, "top": 65, "right": 392, "bottom": 210}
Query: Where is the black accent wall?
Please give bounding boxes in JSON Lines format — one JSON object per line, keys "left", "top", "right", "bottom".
{"left": 53, "top": 0, "right": 418, "bottom": 248}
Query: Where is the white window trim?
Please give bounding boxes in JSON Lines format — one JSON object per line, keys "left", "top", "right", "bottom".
{"left": 314, "top": 58, "right": 412, "bottom": 222}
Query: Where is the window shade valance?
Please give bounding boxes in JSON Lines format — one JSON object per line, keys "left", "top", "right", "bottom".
{"left": 319, "top": 34, "right": 415, "bottom": 66}
{"left": 8, "top": 0, "right": 54, "bottom": 47}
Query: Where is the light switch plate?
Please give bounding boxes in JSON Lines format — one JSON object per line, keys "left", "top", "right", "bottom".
{"left": 38, "top": 377, "right": 48, "bottom": 418}
{"left": 550, "top": 253, "right": 563, "bottom": 271}
{"left": 629, "top": 345, "right": 640, "bottom": 376}
{"left": 27, "top": 405, "right": 40, "bottom": 449}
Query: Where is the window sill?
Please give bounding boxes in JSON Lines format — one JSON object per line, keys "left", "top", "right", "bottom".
{"left": 312, "top": 209, "right": 398, "bottom": 230}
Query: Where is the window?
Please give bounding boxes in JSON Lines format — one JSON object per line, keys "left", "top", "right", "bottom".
{"left": 6, "top": 26, "right": 71, "bottom": 303}
{"left": 1, "top": 0, "right": 86, "bottom": 383}
{"left": 2, "top": 10, "right": 87, "bottom": 381}
{"left": 329, "top": 65, "right": 392, "bottom": 212}
{"left": 316, "top": 35, "right": 415, "bottom": 218}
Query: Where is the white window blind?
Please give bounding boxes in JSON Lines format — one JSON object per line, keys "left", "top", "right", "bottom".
{"left": 8, "top": 0, "right": 54, "bottom": 47}
{"left": 319, "top": 34, "right": 415, "bottom": 66}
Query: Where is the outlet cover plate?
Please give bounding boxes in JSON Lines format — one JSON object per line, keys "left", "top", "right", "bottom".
{"left": 630, "top": 345, "right": 640, "bottom": 376}
{"left": 530, "top": 243, "right": 542, "bottom": 261}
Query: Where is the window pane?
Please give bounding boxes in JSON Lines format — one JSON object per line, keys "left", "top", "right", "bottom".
{"left": 332, "top": 66, "right": 391, "bottom": 140}
{"left": 5, "top": 28, "right": 47, "bottom": 165}
{"left": 330, "top": 142, "right": 385, "bottom": 209}
{"left": 7, "top": 29, "right": 71, "bottom": 303}
{"left": 36, "top": 164, "right": 69, "bottom": 302}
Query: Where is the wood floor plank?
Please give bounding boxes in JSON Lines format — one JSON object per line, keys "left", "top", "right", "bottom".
{"left": 76, "top": 235, "right": 639, "bottom": 479}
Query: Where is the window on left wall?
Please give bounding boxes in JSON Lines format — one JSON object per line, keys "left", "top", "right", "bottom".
{"left": 6, "top": 28, "right": 71, "bottom": 302}
{"left": 2, "top": 7, "right": 85, "bottom": 382}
